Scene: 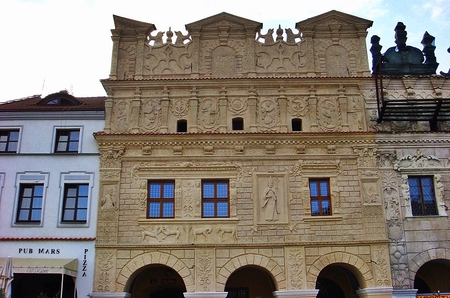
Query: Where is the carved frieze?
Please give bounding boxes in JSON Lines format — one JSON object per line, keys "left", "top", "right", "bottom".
{"left": 198, "top": 98, "right": 219, "bottom": 132}
{"left": 287, "top": 96, "right": 309, "bottom": 117}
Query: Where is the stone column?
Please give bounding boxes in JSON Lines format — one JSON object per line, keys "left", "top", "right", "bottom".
{"left": 189, "top": 87, "right": 199, "bottom": 132}
{"left": 273, "top": 289, "right": 319, "bottom": 298}
{"left": 109, "top": 29, "right": 121, "bottom": 80}
{"left": 356, "top": 287, "right": 393, "bottom": 298}
{"left": 160, "top": 87, "right": 170, "bottom": 133}
{"left": 184, "top": 292, "right": 228, "bottom": 298}
{"left": 218, "top": 87, "right": 228, "bottom": 132}
{"left": 277, "top": 85, "right": 288, "bottom": 132}
{"left": 91, "top": 292, "right": 131, "bottom": 298}
{"left": 248, "top": 87, "right": 258, "bottom": 132}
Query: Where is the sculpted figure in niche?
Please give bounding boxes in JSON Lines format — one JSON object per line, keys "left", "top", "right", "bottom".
{"left": 101, "top": 186, "right": 116, "bottom": 210}
{"left": 261, "top": 100, "right": 276, "bottom": 125}
{"left": 262, "top": 176, "right": 279, "bottom": 221}
{"left": 257, "top": 29, "right": 274, "bottom": 44}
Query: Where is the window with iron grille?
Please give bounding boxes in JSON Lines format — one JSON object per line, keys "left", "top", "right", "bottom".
{"left": 202, "top": 180, "right": 229, "bottom": 218}
{"left": 147, "top": 181, "right": 175, "bottom": 218}
{"left": 62, "top": 184, "right": 89, "bottom": 222}
{"left": 16, "top": 184, "right": 44, "bottom": 223}
{"left": 408, "top": 176, "right": 438, "bottom": 216}
{"left": 55, "top": 129, "right": 80, "bottom": 152}
{"left": 226, "top": 288, "right": 249, "bottom": 298}
{"left": 0, "top": 129, "right": 19, "bottom": 153}
{"left": 309, "top": 178, "right": 332, "bottom": 216}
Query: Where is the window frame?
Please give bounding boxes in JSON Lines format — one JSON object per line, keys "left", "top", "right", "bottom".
{"left": 202, "top": 179, "right": 230, "bottom": 218}
{"left": 147, "top": 180, "right": 175, "bottom": 218}
{"left": 0, "top": 129, "right": 20, "bottom": 153}
{"left": 16, "top": 183, "right": 44, "bottom": 223}
{"left": 232, "top": 117, "right": 244, "bottom": 131}
{"left": 54, "top": 128, "right": 81, "bottom": 153}
{"left": 309, "top": 178, "right": 332, "bottom": 216}
{"left": 408, "top": 175, "right": 438, "bottom": 216}
{"left": 61, "top": 183, "right": 89, "bottom": 223}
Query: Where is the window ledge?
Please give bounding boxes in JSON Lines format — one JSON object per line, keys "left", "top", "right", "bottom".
{"left": 138, "top": 217, "right": 239, "bottom": 225}
{"left": 303, "top": 215, "right": 342, "bottom": 222}
{"left": 405, "top": 215, "right": 447, "bottom": 220}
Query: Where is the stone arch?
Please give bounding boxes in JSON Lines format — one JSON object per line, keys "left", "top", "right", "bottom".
{"left": 306, "top": 252, "right": 374, "bottom": 289}
{"left": 117, "top": 251, "right": 195, "bottom": 292}
{"left": 409, "top": 248, "right": 450, "bottom": 282}
{"left": 216, "top": 253, "right": 286, "bottom": 291}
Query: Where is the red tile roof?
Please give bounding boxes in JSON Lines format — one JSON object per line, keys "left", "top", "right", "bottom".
{"left": 0, "top": 91, "right": 106, "bottom": 112}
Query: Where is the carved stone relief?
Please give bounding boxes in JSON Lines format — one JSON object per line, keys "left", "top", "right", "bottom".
{"left": 211, "top": 46, "right": 236, "bottom": 77}
{"left": 112, "top": 100, "right": 129, "bottom": 132}
{"left": 253, "top": 173, "right": 289, "bottom": 224}
{"left": 144, "top": 33, "right": 192, "bottom": 75}
{"left": 287, "top": 96, "right": 309, "bottom": 117}
{"left": 325, "top": 45, "right": 350, "bottom": 76}
{"left": 394, "top": 149, "right": 443, "bottom": 170}
{"left": 372, "top": 245, "right": 392, "bottom": 286}
{"left": 198, "top": 98, "right": 219, "bottom": 132}
{"left": 316, "top": 97, "right": 342, "bottom": 131}
{"left": 257, "top": 98, "right": 279, "bottom": 131}
{"left": 95, "top": 250, "right": 116, "bottom": 292}
{"left": 100, "top": 184, "right": 118, "bottom": 210}
{"left": 140, "top": 99, "right": 161, "bottom": 132}
{"left": 196, "top": 250, "right": 214, "bottom": 291}
{"left": 117, "top": 43, "right": 136, "bottom": 79}
{"left": 171, "top": 98, "right": 190, "bottom": 118}
{"left": 287, "top": 248, "right": 304, "bottom": 290}
{"left": 228, "top": 97, "right": 248, "bottom": 116}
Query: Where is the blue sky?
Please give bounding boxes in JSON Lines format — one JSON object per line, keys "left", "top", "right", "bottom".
{"left": 0, "top": 0, "right": 449, "bottom": 101}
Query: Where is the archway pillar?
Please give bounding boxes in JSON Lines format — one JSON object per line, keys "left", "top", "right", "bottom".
{"left": 273, "top": 289, "right": 319, "bottom": 298}
{"left": 90, "top": 292, "right": 131, "bottom": 298}
{"left": 391, "top": 289, "right": 418, "bottom": 298}
{"left": 184, "top": 292, "right": 228, "bottom": 298}
{"left": 356, "top": 287, "right": 393, "bottom": 298}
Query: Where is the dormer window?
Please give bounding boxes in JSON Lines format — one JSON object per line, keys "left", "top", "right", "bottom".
{"left": 38, "top": 91, "right": 81, "bottom": 106}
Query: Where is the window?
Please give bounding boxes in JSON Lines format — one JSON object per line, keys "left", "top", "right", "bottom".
{"left": 309, "top": 179, "right": 331, "bottom": 216}
{"left": 16, "top": 184, "right": 44, "bottom": 223}
{"left": 408, "top": 176, "right": 438, "bottom": 216}
{"left": 62, "top": 184, "right": 89, "bottom": 222}
{"left": 177, "top": 120, "right": 187, "bottom": 132}
{"left": 226, "top": 288, "right": 249, "bottom": 298}
{"left": 147, "top": 181, "right": 175, "bottom": 218}
{"left": 0, "top": 129, "right": 19, "bottom": 153}
{"left": 202, "top": 180, "right": 229, "bottom": 217}
{"left": 232, "top": 118, "right": 244, "bottom": 130}
{"left": 291, "top": 118, "right": 302, "bottom": 131}
{"left": 55, "top": 129, "right": 80, "bottom": 152}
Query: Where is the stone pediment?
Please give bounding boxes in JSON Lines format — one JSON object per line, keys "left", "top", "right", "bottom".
{"left": 296, "top": 10, "right": 372, "bottom": 36}
{"left": 113, "top": 15, "right": 156, "bottom": 33}
{"left": 186, "top": 12, "right": 262, "bottom": 36}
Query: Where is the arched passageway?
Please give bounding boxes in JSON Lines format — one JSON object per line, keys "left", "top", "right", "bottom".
{"left": 128, "top": 264, "right": 187, "bottom": 298}
{"left": 316, "top": 264, "right": 361, "bottom": 298}
{"left": 414, "top": 259, "right": 450, "bottom": 294}
{"left": 225, "top": 266, "right": 276, "bottom": 298}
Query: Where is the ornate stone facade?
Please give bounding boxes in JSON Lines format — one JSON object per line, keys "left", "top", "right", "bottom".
{"left": 92, "top": 10, "right": 450, "bottom": 298}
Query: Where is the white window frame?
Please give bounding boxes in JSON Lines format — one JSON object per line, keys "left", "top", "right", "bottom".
{"left": 52, "top": 126, "right": 84, "bottom": 153}
{"left": 0, "top": 126, "right": 22, "bottom": 153}
{"left": 58, "top": 172, "right": 94, "bottom": 227}
{"left": 13, "top": 172, "right": 49, "bottom": 226}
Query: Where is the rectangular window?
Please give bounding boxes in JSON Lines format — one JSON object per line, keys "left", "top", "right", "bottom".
{"left": 147, "top": 181, "right": 175, "bottom": 218}
{"left": 62, "top": 184, "right": 89, "bottom": 222}
{"left": 309, "top": 178, "right": 332, "bottom": 216}
{"left": 202, "top": 180, "right": 229, "bottom": 218}
{"left": 16, "top": 184, "right": 44, "bottom": 223}
{"left": 55, "top": 129, "right": 80, "bottom": 152}
{"left": 408, "top": 176, "right": 438, "bottom": 216}
{"left": 0, "top": 129, "right": 19, "bottom": 153}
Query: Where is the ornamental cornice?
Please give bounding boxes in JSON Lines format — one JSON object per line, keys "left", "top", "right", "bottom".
{"left": 96, "top": 138, "right": 376, "bottom": 148}
{"left": 94, "top": 239, "right": 388, "bottom": 249}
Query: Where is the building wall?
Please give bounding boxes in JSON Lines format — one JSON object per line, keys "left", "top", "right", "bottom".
{"left": 93, "top": 11, "right": 398, "bottom": 298}
{"left": 0, "top": 111, "right": 104, "bottom": 298}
